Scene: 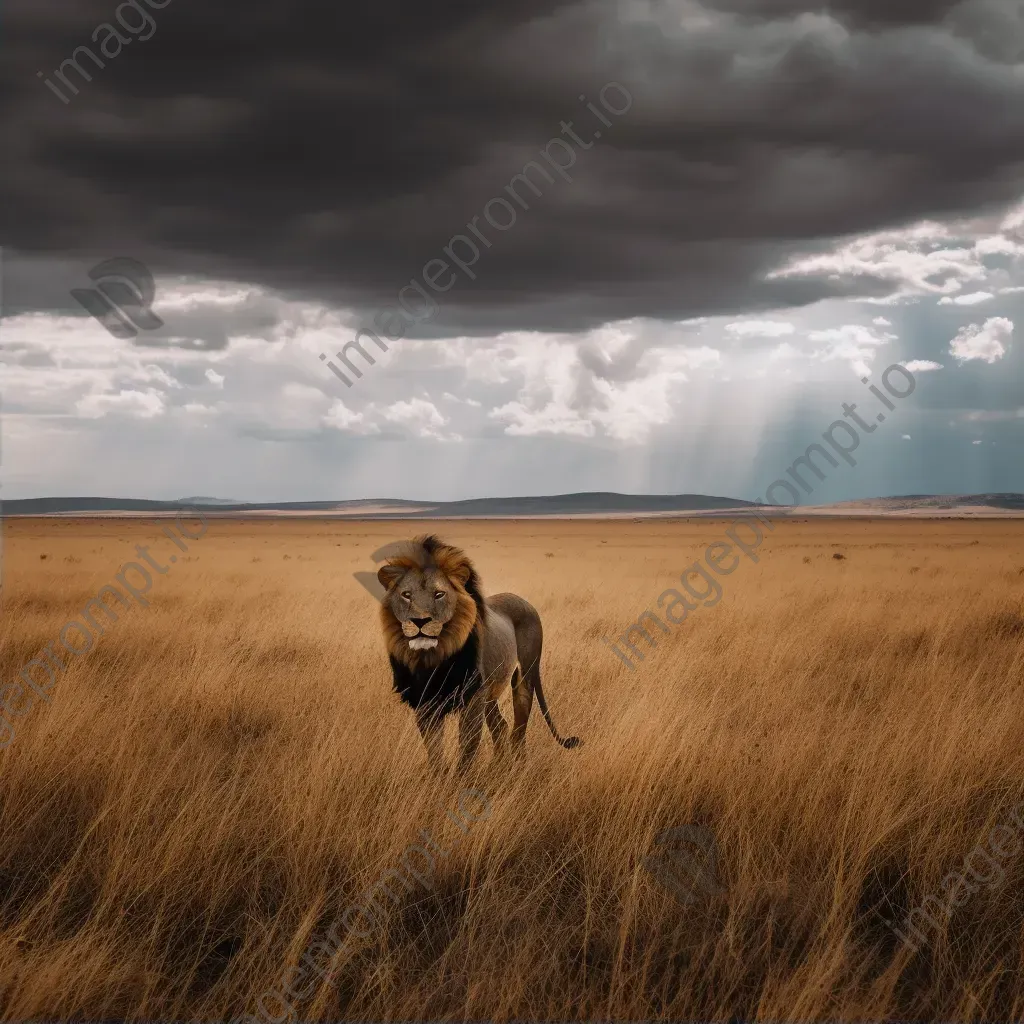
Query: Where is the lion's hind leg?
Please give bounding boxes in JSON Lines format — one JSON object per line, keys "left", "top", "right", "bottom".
{"left": 510, "top": 664, "right": 534, "bottom": 756}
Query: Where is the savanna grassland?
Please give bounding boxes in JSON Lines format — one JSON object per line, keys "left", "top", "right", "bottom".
{"left": 1, "top": 515, "right": 1024, "bottom": 1022}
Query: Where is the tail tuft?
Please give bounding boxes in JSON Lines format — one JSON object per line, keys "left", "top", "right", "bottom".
{"left": 531, "top": 663, "right": 582, "bottom": 752}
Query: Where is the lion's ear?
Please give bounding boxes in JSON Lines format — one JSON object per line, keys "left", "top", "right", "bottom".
{"left": 377, "top": 563, "right": 406, "bottom": 590}
{"left": 445, "top": 557, "right": 473, "bottom": 587}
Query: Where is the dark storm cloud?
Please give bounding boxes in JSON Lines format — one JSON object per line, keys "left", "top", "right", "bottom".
{"left": 3, "top": 0, "right": 1024, "bottom": 335}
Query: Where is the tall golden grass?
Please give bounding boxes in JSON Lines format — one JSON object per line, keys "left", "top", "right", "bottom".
{"left": 1, "top": 515, "right": 1024, "bottom": 1021}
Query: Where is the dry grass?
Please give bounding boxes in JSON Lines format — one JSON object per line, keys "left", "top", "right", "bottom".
{"left": 1, "top": 516, "right": 1024, "bottom": 1021}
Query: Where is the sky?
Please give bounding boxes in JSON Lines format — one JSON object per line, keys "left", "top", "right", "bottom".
{"left": 2, "top": 0, "right": 1023, "bottom": 503}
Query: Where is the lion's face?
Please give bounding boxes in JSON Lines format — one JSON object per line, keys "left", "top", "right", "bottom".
{"left": 377, "top": 536, "right": 484, "bottom": 669}
{"left": 381, "top": 567, "right": 458, "bottom": 652}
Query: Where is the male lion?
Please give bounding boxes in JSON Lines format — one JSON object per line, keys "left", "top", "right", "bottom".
{"left": 377, "top": 535, "right": 581, "bottom": 772}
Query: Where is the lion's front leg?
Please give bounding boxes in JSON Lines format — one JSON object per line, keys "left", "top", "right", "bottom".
{"left": 415, "top": 707, "right": 446, "bottom": 775}
{"left": 457, "top": 693, "right": 485, "bottom": 774}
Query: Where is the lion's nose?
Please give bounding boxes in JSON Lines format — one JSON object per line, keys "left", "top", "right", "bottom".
{"left": 410, "top": 617, "right": 431, "bottom": 629}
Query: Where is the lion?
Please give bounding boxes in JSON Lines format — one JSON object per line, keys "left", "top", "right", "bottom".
{"left": 376, "top": 535, "right": 581, "bottom": 772}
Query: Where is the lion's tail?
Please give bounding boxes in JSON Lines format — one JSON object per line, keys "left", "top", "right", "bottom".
{"left": 531, "top": 665, "right": 582, "bottom": 750}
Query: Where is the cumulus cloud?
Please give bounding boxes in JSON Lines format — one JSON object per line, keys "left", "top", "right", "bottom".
{"left": 808, "top": 323, "right": 894, "bottom": 376}
{"left": 950, "top": 317, "right": 1013, "bottom": 364}
{"left": 381, "top": 399, "right": 453, "bottom": 440}
{"left": 904, "top": 360, "right": 944, "bottom": 372}
{"left": 771, "top": 213, "right": 1024, "bottom": 307}
{"left": 205, "top": 369, "right": 226, "bottom": 388}
{"left": 76, "top": 388, "right": 166, "bottom": 420}
{"left": 490, "top": 400, "right": 595, "bottom": 438}
{"left": 324, "top": 400, "right": 377, "bottom": 434}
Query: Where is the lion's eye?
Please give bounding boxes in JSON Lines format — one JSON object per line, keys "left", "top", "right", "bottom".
{"left": 401, "top": 591, "right": 412, "bottom": 600}
{"left": 434, "top": 591, "right": 445, "bottom": 600}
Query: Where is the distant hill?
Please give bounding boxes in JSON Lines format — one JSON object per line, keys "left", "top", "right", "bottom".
{"left": 3, "top": 497, "right": 193, "bottom": 515}
{"left": 3, "top": 492, "right": 1023, "bottom": 518}
{"left": 178, "top": 496, "right": 242, "bottom": 506}
{"left": 814, "top": 493, "right": 1024, "bottom": 513}
{"left": 1, "top": 492, "right": 758, "bottom": 518}
{"left": 414, "top": 492, "right": 756, "bottom": 517}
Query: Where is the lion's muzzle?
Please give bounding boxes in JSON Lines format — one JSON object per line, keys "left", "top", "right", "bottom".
{"left": 402, "top": 618, "right": 444, "bottom": 640}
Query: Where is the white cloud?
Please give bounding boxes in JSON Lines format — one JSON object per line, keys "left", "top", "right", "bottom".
{"left": 973, "top": 440, "right": 983, "bottom": 445}
{"left": 76, "top": 388, "right": 166, "bottom": 419}
{"left": 481, "top": 326, "right": 720, "bottom": 442}
{"left": 902, "top": 434, "right": 911, "bottom": 440}
{"left": 133, "top": 364, "right": 181, "bottom": 389}
{"left": 490, "top": 400, "right": 594, "bottom": 438}
{"left": 382, "top": 398, "right": 451, "bottom": 439}
{"left": 442, "top": 391, "right": 481, "bottom": 408}
{"left": 950, "top": 317, "right": 1013, "bottom": 364}
{"left": 323, "top": 400, "right": 377, "bottom": 434}
{"left": 725, "top": 320, "right": 794, "bottom": 338}
{"left": 1000, "top": 200, "right": 1024, "bottom": 233}
{"left": 769, "top": 221, "right": 988, "bottom": 301}
{"left": 768, "top": 204, "right": 1024, "bottom": 304}
{"left": 768, "top": 342, "right": 800, "bottom": 361}
{"left": 591, "top": 366, "right": 691, "bottom": 442}
{"left": 235, "top": 381, "right": 333, "bottom": 433}
{"left": 974, "top": 236, "right": 1021, "bottom": 257}
{"left": 807, "top": 324, "right": 893, "bottom": 376}
{"left": 478, "top": 333, "right": 598, "bottom": 438}
{"left": 961, "top": 408, "right": 1024, "bottom": 422}
{"left": 281, "top": 382, "right": 323, "bottom": 403}
{"left": 7, "top": 240, "right": 1024, "bottom": 501}
{"left": 938, "top": 292, "right": 993, "bottom": 306}
{"left": 158, "top": 283, "right": 260, "bottom": 310}
{"left": 653, "top": 345, "right": 721, "bottom": 373}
